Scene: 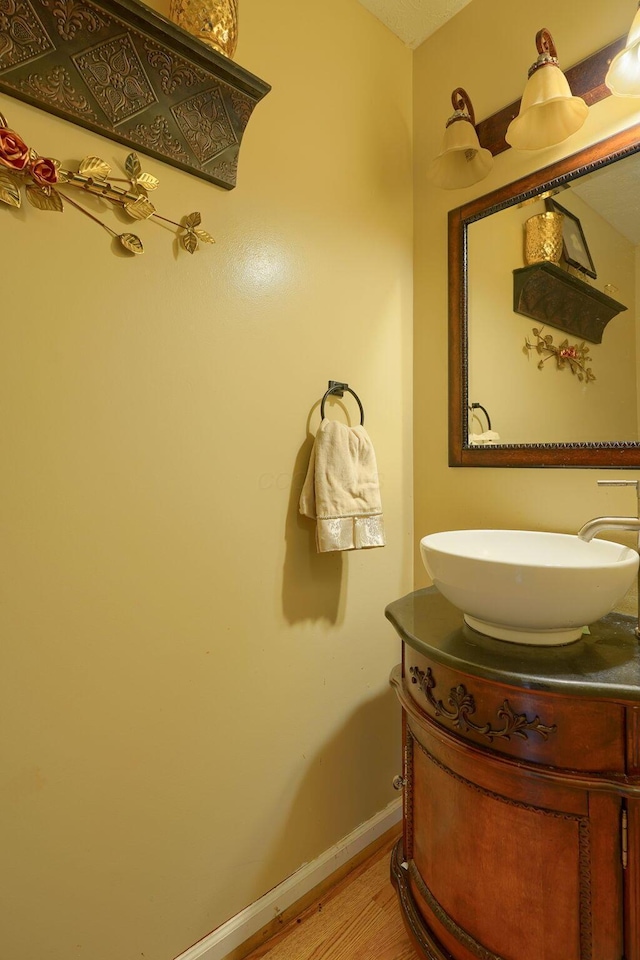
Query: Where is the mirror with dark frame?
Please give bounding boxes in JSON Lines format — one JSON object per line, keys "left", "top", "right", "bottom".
{"left": 449, "top": 121, "right": 640, "bottom": 468}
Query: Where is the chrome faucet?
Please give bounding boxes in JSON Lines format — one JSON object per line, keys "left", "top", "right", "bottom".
{"left": 578, "top": 479, "right": 640, "bottom": 637}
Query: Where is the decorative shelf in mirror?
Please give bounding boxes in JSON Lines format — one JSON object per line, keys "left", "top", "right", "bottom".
{"left": 513, "top": 263, "right": 627, "bottom": 344}
{"left": 0, "top": 0, "right": 270, "bottom": 190}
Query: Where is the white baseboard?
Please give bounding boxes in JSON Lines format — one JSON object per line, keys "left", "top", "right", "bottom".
{"left": 174, "top": 798, "right": 402, "bottom": 960}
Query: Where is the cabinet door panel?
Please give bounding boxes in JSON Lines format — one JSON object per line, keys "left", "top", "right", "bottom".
{"left": 411, "top": 732, "right": 586, "bottom": 959}
{"left": 627, "top": 800, "right": 640, "bottom": 960}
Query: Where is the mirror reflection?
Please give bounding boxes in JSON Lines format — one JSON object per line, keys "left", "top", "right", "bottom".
{"left": 468, "top": 150, "right": 640, "bottom": 446}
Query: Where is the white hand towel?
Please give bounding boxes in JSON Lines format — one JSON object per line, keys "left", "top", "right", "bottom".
{"left": 468, "top": 430, "right": 501, "bottom": 445}
{"left": 299, "top": 419, "right": 385, "bottom": 553}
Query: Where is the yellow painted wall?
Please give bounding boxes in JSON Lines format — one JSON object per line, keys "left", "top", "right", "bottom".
{"left": 414, "top": 0, "right": 640, "bottom": 576}
{"left": 0, "top": 3, "right": 413, "bottom": 958}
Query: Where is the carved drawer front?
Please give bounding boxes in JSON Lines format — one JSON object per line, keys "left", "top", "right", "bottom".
{"left": 404, "top": 648, "right": 626, "bottom": 773}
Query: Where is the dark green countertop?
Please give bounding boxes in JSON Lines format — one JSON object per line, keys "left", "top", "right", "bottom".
{"left": 385, "top": 587, "right": 640, "bottom": 701}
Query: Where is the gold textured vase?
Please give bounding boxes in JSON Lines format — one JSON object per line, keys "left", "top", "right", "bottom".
{"left": 524, "top": 212, "right": 564, "bottom": 265}
{"left": 170, "top": 0, "right": 238, "bottom": 58}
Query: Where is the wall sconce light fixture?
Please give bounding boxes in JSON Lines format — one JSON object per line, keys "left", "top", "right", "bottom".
{"left": 428, "top": 88, "right": 493, "bottom": 189}
{"left": 605, "top": 2, "right": 640, "bottom": 96}
{"left": 506, "top": 29, "right": 588, "bottom": 150}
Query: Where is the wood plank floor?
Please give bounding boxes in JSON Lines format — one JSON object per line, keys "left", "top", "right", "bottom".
{"left": 243, "top": 834, "right": 418, "bottom": 960}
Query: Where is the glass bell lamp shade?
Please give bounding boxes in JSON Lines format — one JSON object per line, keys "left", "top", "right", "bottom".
{"left": 605, "top": 5, "right": 640, "bottom": 96}
{"left": 428, "top": 88, "right": 493, "bottom": 190}
{"left": 506, "top": 29, "right": 588, "bottom": 151}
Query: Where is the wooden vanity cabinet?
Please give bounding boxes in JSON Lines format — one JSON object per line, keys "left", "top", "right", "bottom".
{"left": 386, "top": 588, "right": 640, "bottom": 960}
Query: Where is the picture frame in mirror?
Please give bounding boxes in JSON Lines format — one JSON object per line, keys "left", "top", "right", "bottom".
{"left": 546, "top": 198, "right": 597, "bottom": 279}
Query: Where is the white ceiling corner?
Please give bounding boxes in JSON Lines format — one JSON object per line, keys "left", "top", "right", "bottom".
{"left": 357, "top": 0, "right": 473, "bottom": 49}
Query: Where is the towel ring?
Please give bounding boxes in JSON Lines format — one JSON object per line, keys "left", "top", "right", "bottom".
{"left": 469, "top": 402, "right": 492, "bottom": 432}
{"left": 321, "top": 381, "right": 365, "bottom": 426}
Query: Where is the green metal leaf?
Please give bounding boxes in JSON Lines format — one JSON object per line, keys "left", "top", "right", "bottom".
{"left": 78, "top": 156, "right": 111, "bottom": 179}
{"left": 0, "top": 172, "right": 21, "bottom": 207}
{"left": 125, "top": 153, "right": 142, "bottom": 179}
{"left": 137, "top": 171, "right": 159, "bottom": 190}
{"left": 124, "top": 196, "right": 156, "bottom": 220}
{"left": 119, "top": 232, "right": 144, "bottom": 255}
{"left": 182, "top": 230, "right": 198, "bottom": 254}
{"left": 25, "top": 184, "right": 63, "bottom": 211}
{"left": 194, "top": 228, "right": 215, "bottom": 244}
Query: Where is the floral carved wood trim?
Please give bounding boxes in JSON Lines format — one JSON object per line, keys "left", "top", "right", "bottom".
{"left": 0, "top": 0, "right": 270, "bottom": 189}
{"left": 404, "top": 735, "right": 414, "bottom": 861}
{"left": 408, "top": 666, "right": 557, "bottom": 743}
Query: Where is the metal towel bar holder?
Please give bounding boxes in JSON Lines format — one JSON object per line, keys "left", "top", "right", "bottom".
{"left": 320, "top": 381, "right": 365, "bottom": 426}
{"left": 470, "top": 402, "right": 492, "bottom": 432}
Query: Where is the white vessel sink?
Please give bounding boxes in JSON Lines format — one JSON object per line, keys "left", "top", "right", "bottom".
{"left": 420, "top": 529, "right": 638, "bottom": 646}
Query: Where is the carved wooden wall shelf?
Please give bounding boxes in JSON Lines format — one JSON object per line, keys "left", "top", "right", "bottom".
{"left": 513, "top": 262, "right": 627, "bottom": 344}
{"left": 0, "top": 0, "right": 271, "bottom": 189}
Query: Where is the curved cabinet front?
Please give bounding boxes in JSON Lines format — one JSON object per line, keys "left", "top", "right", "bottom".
{"left": 387, "top": 589, "right": 640, "bottom": 960}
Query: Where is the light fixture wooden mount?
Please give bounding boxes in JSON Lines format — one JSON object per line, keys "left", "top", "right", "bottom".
{"left": 477, "top": 35, "right": 626, "bottom": 156}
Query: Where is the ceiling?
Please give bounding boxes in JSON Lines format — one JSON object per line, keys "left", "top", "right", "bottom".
{"left": 357, "top": 0, "right": 473, "bottom": 49}
{"left": 571, "top": 155, "right": 640, "bottom": 246}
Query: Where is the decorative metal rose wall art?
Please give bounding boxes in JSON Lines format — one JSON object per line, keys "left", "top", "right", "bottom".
{"left": 523, "top": 326, "right": 596, "bottom": 383}
{"left": 0, "top": 111, "right": 214, "bottom": 255}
